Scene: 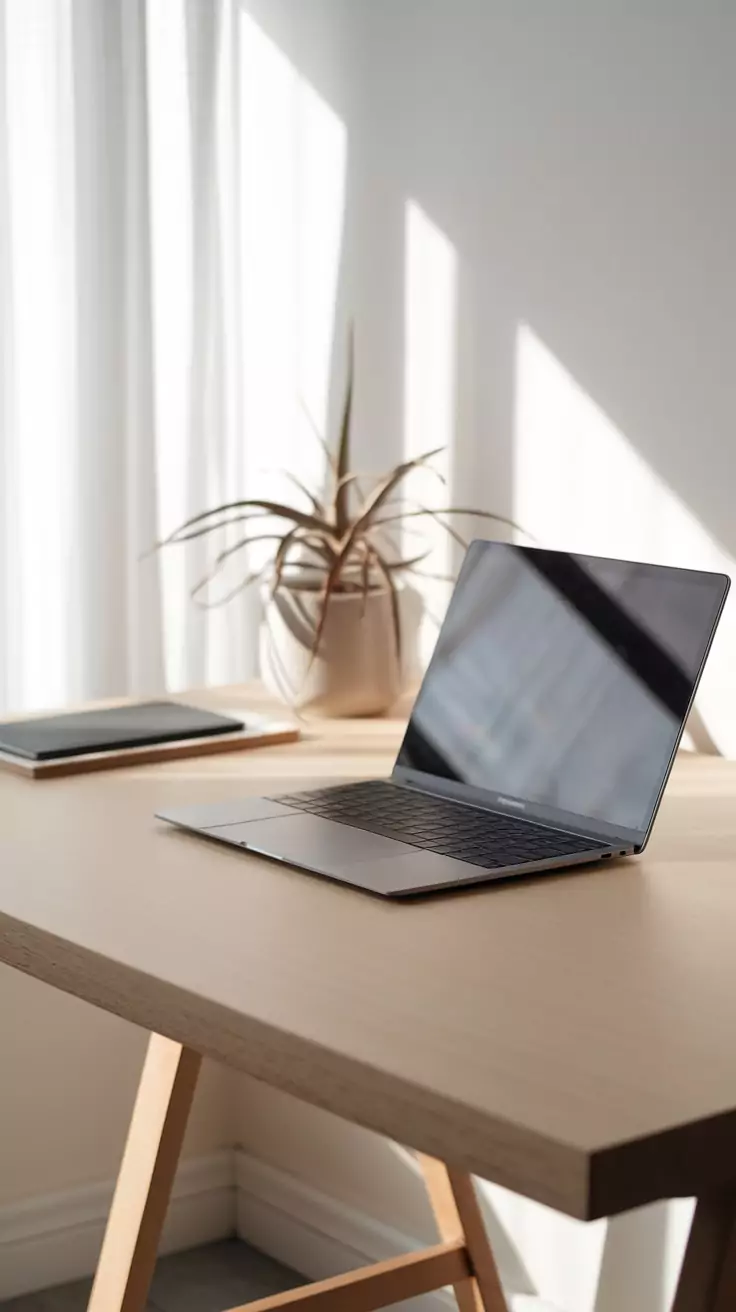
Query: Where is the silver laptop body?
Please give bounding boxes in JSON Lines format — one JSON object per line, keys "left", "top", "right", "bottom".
{"left": 158, "top": 542, "right": 729, "bottom": 898}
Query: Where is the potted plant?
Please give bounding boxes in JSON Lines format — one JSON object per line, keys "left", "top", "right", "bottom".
{"left": 160, "top": 339, "right": 515, "bottom": 715}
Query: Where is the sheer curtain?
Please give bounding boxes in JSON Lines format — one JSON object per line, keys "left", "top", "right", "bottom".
{"left": 0, "top": 0, "right": 347, "bottom": 714}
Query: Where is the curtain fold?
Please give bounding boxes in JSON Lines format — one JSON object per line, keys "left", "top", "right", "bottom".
{"left": 181, "top": 0, "right": 228, "bottom": 689}
{"left": 70, "top": 0, "right": 164, "bottom": 700}
{"left": 0, "top": 1, "right": 13, "bottom": 709}
{"left": 1, "top": 0, "right": 79, "bottom": 711}
{"left": 0, "top": 0, "right": 247, "bottom": 713}
{"left": 120, "top": 0, "right": 166, "bottom": 695}
{"left": 0, "top": 0, "right": 347, "bottom": 715}
{"left": 0, "top": 0, "right": 169, "bottom": 712}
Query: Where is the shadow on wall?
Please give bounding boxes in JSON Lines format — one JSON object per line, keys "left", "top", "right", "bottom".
{"left": 233, "top": 6, "right": 734, "bottom": 1311}
{"left": 241, "top": 0, "right": 736, "bottom": 755}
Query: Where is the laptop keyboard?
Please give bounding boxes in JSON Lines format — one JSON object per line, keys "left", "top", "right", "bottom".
{"left": 270, "top": 780, "right": 608, "bottom": 870}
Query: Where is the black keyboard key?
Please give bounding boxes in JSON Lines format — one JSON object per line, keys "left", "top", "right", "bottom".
{"left": 268, "top": 780, "right": 606, "bottom": 869}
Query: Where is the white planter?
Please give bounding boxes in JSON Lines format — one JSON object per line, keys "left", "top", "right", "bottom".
{"left": 260, "top": 580, "right": 402, "bottom": 717}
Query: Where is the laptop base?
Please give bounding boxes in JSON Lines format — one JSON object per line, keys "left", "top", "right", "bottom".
{"left": 157, "top": 786, "right": 628, "bottom": 897}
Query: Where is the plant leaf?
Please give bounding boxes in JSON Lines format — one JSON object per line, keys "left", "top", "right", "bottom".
{"left": 424, "top": 509, "right": 468, "bottom": 550}
{"left": 210, "top": 532, "right": 282, "bottom": 568}
{"left": 192, "top": 561, "right": 271, "bottom": 609}
{"left": 283, "top": 471, "right": 324, "bottom": 516}
{"left": 299, "top": 396, "right": 337, "bottom": 472}
{"left": 156, "top": 512, "right": 267, "bottom": 548}
{"left": 271, "top": 525, "right": 331, "bottom": 585}
{"left": 334, "top": 326, "right": 354, "bottom": 537}
{"left": 359, "top": 541, "right": 373, "bottom": 619}
{"left": 307, "top": 554, "right": 345, "bottom": 668}
{"left": 333, "top": 469, "right": 365, "bottom": 495}
{"left": 384, "top": 549, "right": 432, "bottom": 571}
{"left": 366, "top": 532, "right": 432, "bottom": 573}
{"left": 271, "top": 527, "right": 335, "bottom": 594}
{"left": 367, "top": 513, "right": 428, "bottom": 563}
{"left": 188, "top": 533, "right": 284, "bottom": 605}
{"left": 302, "top": 532, "right": 337, "bottom": 567}
{"left": 337, "top": 446, "right": 445, "bottom": 567}
{"left": 406, "top": 566, "right": 457, "bottom": 583}
{"left": 383, "top": 503, "right": 469, "bottom": 550}
{"left": 271, "top": 526, "right": 302, "bottom": 596}
{"left": 371, "top": 550, "right": 402, "bottom": 662}
{"left": 373, "top": 505, "right": 526, "bottom": 538}
{"left": 159, "top": 499, "right": 337, "bottom": 548}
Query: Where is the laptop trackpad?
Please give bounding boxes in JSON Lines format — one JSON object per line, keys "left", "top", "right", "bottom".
{"left": 202, "top": 813, "right": 412, "bottom": 866}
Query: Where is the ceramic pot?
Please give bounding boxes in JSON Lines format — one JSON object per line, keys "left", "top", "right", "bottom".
{"left": 260, "top": 579, "right": 402, "bottom": 717}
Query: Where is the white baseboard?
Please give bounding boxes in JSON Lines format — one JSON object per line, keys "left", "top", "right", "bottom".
{"left": 234, "top": 1151, "right": 549, "bottom": 1312}
{"left": 235, "top": 1149, "right": 454, "bottom": 1311}
{"left": 0, "top": 1145, "right": 551, "bottom": 1311}
{"left": 0, "top": 1149, "right": 235, "bottom": 1301}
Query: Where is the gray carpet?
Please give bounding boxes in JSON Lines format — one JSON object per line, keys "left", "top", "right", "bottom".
{"left": 0, "top": 1240, "right": 304, "bottom": 1312}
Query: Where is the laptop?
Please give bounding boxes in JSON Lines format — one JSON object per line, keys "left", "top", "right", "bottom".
{"left": 157, "top": 542, "right": 730, "bottom": 897}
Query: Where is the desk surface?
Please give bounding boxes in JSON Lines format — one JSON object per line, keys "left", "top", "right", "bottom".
{"left": 2, "top": 685, "right": 736, "bottom": 1222}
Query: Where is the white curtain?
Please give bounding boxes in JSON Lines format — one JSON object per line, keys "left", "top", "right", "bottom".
{"left": 0, "top": 0, "right": 347, "bottom": 714}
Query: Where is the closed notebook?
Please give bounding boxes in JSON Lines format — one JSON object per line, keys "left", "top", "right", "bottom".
{"left": 0, "top": 701, "right": 244, "bottom": 762}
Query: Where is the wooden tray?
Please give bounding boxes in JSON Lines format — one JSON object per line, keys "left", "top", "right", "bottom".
{"left": 0, "top": 711, "right": 300, "bottom": 779}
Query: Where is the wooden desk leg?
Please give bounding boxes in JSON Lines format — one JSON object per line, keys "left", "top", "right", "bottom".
{"left": 419, "top": 1155, "right": 508, "bottom": 1312}
{"left": 86, "top": 1044, "right": 504, "bottom": 1312}
{"left": 222, "top": 1153, "right": 506, "bottom": 1312}
{"left": 672, "top": 1191, "right": 736, "bottom": 1312}
{"left": 87, "top": 1033, "right": 202, "bottom": 1312}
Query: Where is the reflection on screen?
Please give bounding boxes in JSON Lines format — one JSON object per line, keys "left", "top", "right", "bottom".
{"left": 397, "top": 543, "right": 726, "bottom": 834}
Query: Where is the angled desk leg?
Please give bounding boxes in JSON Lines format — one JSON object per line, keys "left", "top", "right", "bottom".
{"left": 86, "top": 1033, "right": 507, "bottom": 1312}
{"left": 672, "top": 1191, "right": 736, "bottom": 1312}
{"left": 87, "top": 1033, "right": 202, "bottom": 1312}
{"left": 419, "top": 1154, "right": 508, "bottom": 1312}
{"left": 225, "top": 1155, "right": 508, "bottom": 1312}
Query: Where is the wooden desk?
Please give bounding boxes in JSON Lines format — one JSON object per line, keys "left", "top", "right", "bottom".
{"left": 2, "top": 685, "right": 736, "bottom": 1312}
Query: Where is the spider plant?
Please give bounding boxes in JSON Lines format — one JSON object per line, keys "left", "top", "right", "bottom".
{"left": 158, "top": 335, "right": 518, "bottom": 662}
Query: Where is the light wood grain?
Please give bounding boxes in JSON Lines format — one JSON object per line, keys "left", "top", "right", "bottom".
{"left": 88, "top": 1034, "right": 201, "bottom": 1312}
{"left": 226, "top": 1241, "right": 470, "bottom": 1311}
{"left": 420, "top": 1156, "right": 479, "bottom": 1312}
{"left": 419, "top": 1155, "right": 507, "bottom": 1312}
{"left": 3, "top": 684, "right": 736, "bottom": 1219}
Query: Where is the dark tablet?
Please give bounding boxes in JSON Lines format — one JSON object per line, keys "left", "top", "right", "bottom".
{"left": 0, "top": 701, "right": 244, "bottom": 762}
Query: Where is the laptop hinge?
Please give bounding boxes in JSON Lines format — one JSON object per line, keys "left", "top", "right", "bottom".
{"left": 390, "top": 776, "right": 625, "bottom": 848}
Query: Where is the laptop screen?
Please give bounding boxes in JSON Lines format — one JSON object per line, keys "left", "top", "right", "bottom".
{"left": 396, "top": 542, "right": 728, "bottom": 839}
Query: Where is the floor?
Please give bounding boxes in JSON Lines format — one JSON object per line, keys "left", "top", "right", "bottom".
{"left": 0, "top": 1240, "right": 305, "bottom": 1312}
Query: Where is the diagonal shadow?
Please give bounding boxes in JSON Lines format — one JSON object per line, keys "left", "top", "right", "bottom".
{"left": 242, "top": 0, "right": 736, "bottom": 564}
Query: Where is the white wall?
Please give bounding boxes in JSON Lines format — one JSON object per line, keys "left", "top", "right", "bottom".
{"left": 0, "top": 968, "right": 237, "bottom": 1299}
{"left": 0, "top": 966, "right": 233, "bottom": 1208}
{"left": 2, "top": 5, "right": 733, "bottom": 1311}
{"left": 241, "top": 0, "right": 736, "bottom": 748}
{"left": 231, "top": 4, "right": 735, "bottom": 1311}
